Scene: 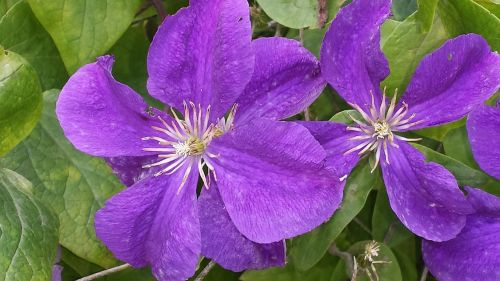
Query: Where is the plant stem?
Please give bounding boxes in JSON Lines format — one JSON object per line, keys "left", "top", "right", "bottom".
{"left": 151, "top": 0, "right": 167, "bottom": 20}
{"left": 419, "top": 267, "right": 429, "bottom": 281}
{"left": 194, "top": 261, "right": 216, "bottom": 281}
{"left": 76, "top": 264, "right": 131, "bottom": 281}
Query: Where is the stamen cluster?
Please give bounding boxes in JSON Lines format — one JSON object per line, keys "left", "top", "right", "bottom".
{"left": 345, "top": 89, "right": 422, "bottom": 172}
{"left": 141, "top": 101, "right": 237, "bottom": 192}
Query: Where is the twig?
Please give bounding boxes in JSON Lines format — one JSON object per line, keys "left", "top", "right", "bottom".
{"left": 194, "top": 261, "right": 216, "bottom": 281}
{"left": 76, "top": 264, "right": 131, "bottom": 281}
{"left": 304, "top": 108, "right": 311, "bottom": 121}
{"left": 151, "top": 0, "right": 167, "bottom": 20}
{"left": 419, "top": 267, "right": 429, "bottom": 281}
{"left": 317, "top": 0, "right": 328, "bottom": 28}
{"left": 299, "top": 28, "right": 305, "bottom": 45}
{"left": 383, "top": 220, "right": 398, "bottom": 244}
{"left": 329, "top": 244, "right": 354, "bottom": 275}
{"left": 353, "top": 217, "right": 371, "bottom": 234}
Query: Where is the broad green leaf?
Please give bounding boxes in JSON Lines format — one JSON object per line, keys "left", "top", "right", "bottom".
{"left": 27, "top": 0, "right": 142, "bottom": 73}
{"left": 109, "top": 25, "right": 160, "bottom": 107}
{"left": 392, "top": 238, "right": 419, "bottom": 281}
{"left": 392, "top": 0, "right": 417, "bottom": 21}
{"left": 413, "top": 143, "right": 500, "bottom": 196}
{"left": 437, "top": 0, "right": 500, "bottom": 51}
{"left": 0, "top": 90, "right": 124, "bottom": 267}
{"left": 443, "top": 126, "right": 480, "bottom": 169}
{"left": 241, "top": 255, "right": 337, "bottom": 281}
{"left": 381, "top": 0, "right": 449, "bottom": 95}
{"left": 0, "top": 48, "right": 42, "bottom": 157}
{"left": 0, "top": 0, "right": 20, "bottom": 18}
{"left": 256, "top": 0, "right": 345, "bottom": 29}
{"left": 61, "top": 247, "right": 156, "bottom": 281}
{"left": 475, "top": 0, "right": 500, "bottom": 18}
{"left": 414, "top": 118, "right": 465, "bottom": 141}
{"left": 0, "top": 168, "right": 59, "bottom": 281}
{"left": 348, "top": 241, "right": 402, "bottom": 281}
{"left": 0, "top": 1, "right": 68, "bottom": 90}
{"left": 371, "top": 189, "right": 412, "bottom": 247}
{"left": 289, "top": 159, "right": 378, "bottom": 271}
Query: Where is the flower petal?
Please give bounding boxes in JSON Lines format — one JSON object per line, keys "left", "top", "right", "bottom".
{"left": 208, "top": 119, "right": 342, "bottom": 243}
{"left": 105, "top": 156, "right": 158, "bottom": 186}
{"left": 298, "top": 121, "right": 361, "bottom": 179}
{"left": 95, "top": 166, "right": 200, "bottom": 281}
{"left": 401, "top": 34, "right": 500, "bottom": 130}
{"left": 56, "top": 56, "right": 163, "bottom": 157}
{"left": 235, "top": 37, "right": 325, "bottom": 124}
{"left": 466, "top": 104, "right": 500, "bottom": 180}
{"left": 147, "top": 0, "right": 254, "bottom": 119}
{"left": 465, "top": 186, "right": 500, "bottom": 215}
{"left": 199, "top": 182, "right": 285, "bottom": 271}
{"left": 320, "top": 0, "right": 390, "bottom": 110}
{"left": 422, "top": 188, "right": 500, "bottom": 281}
{"left": 381, "top": 141, "right": 473, "bottom": 241}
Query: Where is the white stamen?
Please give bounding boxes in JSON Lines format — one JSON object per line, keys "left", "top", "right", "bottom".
{"left": 142, "top": 101, "right": 238, "bottom": 193}
{"left": 345, "top": 89, "right": 422, "bottom": 172}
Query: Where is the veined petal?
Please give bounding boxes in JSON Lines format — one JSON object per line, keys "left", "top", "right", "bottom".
{"left": 208, "top": 119, "right": 342, "bottom": 243}
{"left": 147, "top": 0, "right": 254, "bottom": 120}
{"left": 381, "top": 141, "right": 473, "bottom": 241}
{"left": 298, "top": 121, "right": 362, "bottom": 179}
{"left": 199, "top": 182, "right": 285, "bottom": 271}
{"left": 105, "top": 156, "right": 159, "bottom": 186}
{"left": 320, "top": 0, "right": 390, "bottom": 110}
{"left": 467, "top": 104, "right": 500, "bottom": 180}
{"left": 422, "top": 187, "right": 500, "bottom": 281}
{"left": 235, "top": 37, "right": 325, "bottom": 124}
{"left": 56, "top": 56, "right": 162, "bottom": 157}
{"left": 400, "top": 34, "right": 500, "bottom": 130}
{"left": 94, "top": 166, "right": 200, "bottom": 281}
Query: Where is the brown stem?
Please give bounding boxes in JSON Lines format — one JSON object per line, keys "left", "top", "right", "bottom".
{"left": 76, "top": 264, "right": 131, "bottom": 281}
{"left": 151, "top": 0, "right": 167, "bottom": 20}
{"left": 194, "top": 261, "right": 216, "bottom": 281}
{"left": 318, "top": 0, "right": 328, "bottom": 28}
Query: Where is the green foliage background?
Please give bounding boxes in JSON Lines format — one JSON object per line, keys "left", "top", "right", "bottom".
{"left": 0, "top": 0, "right": 498, "bottom": 280}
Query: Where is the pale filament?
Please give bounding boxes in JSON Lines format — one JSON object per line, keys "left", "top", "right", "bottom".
{"left": 141, "top": 102, "right": 237, "bottom": 193}
{"left": 345, "top": 88, "right": 423, "bottom": 173}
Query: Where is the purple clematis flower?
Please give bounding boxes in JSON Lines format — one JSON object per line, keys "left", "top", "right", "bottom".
{"left": 422, "top": 187, "right": 500, "bottom": 281}
{"left": 467, "top": 102, "right": 500, "bottom": 180}
{"left": 301, "top": 0, "right": 500, "bottom": 242}
{"left": 56, "top": 0, "right": 342, "bottom": 280}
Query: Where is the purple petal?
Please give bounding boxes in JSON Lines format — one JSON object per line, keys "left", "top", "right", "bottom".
{"left": 298, "top": 121, "right": 361, "bottom": 179}
{"left": 400, "top": 34, "right": 500, "bottom": 130}
{"left": 106, "top": 156, "right": 158, "bottom": 186}
{"left": 320, "top": 0, "right": 390, "bottom": 110}
{"left": 51, "top": 265, "right": 62, "bottom": 281}
{"left": 467, "top": 104, "right": 500, "bottom": 180}
{"left": 235, "top": 37, "right": 325, "bottom": 124}
{"left": 95, "top": 167, "right": 200, "bottom": 281}
{"left": 147, "top": 0, "right": 254, "bottom": 120}
{"left": 465, "top": 186, "right": 500, "bottom": 216}
{"left": 199, "top": 182, "right": 285, "bottom": 271}
{"left": 208, "top": 118, "right": 342, "bottom": 243}
{"left": 381, "top": 141, "right": 473, "bottom": 241}
{"left": 422, "top": 188, "right": 500, "bottom": 281}
{"left": 56, "top": 55, "right": 164, "bottom": 157}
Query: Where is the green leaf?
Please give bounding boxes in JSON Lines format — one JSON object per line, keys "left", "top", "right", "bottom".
{"left": 392, "top": 0, "right": 417, "bottom": 21}
{"left": 0, "top": 48, "right": 42, "bottom": 157}
{"left": 348, "top": 241, "right": 402, "bottom": 281}
{"left": 474, "top": 0, "right": 500, "bottom": 18}
{"left": 371, "top": 189, "right": 413, "bottom": 247}
{"left": 0, "top": 0, "right": 20, "bottom": 19}
{"left": 256, "top": 0, "right": 345, "bottom": 29}
{"left": 381, "top": 0, "right": 449, "bottom": 95}
{"left": 109, "top": 25, "right": 161, "bottom": 107}
{"left": 0, "top": 1, "right": 68, "bottom": 90}
{"left": 412, "top": 143, "right": 500, "bottom": 196}
{"left": 0, "top": 168, "right": 59, "bottom": 281}
{"left": 391, "top": 238, "right": 419, "bottom": 281}
{"left": 289, "top": 159, "right": 378, "bottom": 271}
{"left": 413, "top": 118, "right": 465, "bottom": 141}
{"left": 437, "top": 0, "right": 500, "bottom": 51}
{"left": 442, "top": 126, "right": 480, "bottom": 169}
{"left": 241, "top": 255, "right": 338, "bottom": 281}
{"left": 0, "top": 90, "right": 124, "bottom": 268}
{"left": 27, "top": 0, "right": 142, "bottom": 73}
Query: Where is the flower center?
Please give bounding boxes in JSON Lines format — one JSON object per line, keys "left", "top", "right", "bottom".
{"left": 141, "top": 101, "right": 237, "bottom": 193}
{"left": 344, "top": 89, "right": 423, "bottom": 172}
